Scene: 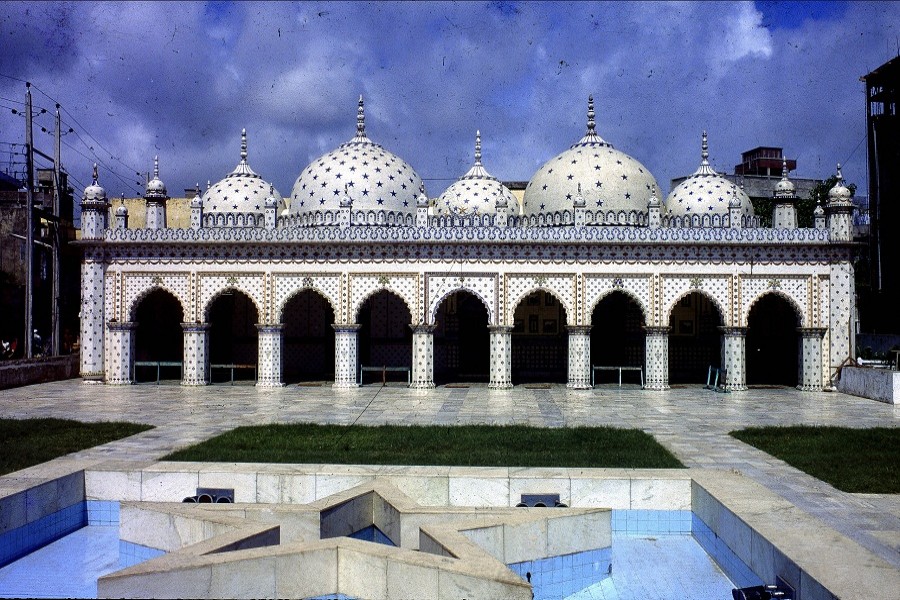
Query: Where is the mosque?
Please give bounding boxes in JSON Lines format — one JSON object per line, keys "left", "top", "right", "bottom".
{"left": 76, "top": 96, "right": 856, "bottom": 391}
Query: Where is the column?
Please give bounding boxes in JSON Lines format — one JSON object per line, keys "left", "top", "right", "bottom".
{"left": 80, "top": 259, "right": 105, "bottom": 383}
{"left": 256, "top": 324, "right": 285, "bottom": 388}
{"left": 105, "top": 321, "right": 136, "bottom": 385}
{"left": 798, "top": 328, "right": 827, "bottom": 392}
{"left": 566, "top": 326, "right": 592, "bottom": 389}
{"left": 643, "top": 326, "right": 670, "bottom": 390}
{"left": 332, "top": 324, "right": 360, "bottom": 389}
{"left": 488, "top": 326, "right": 513, "bottom": 389}
{"left": 719, "top": 327, "right": 747, "bottom": 391}
{"left": 181, "top": 322, "right": 210, "bottom": 386}
{"left": 410, "top": 324, "right": 436, "bottom": 389}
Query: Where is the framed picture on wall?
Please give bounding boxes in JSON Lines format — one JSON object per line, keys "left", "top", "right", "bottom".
{"left": 527, "top": 293, "right": 541, "bottom": 306}
{"left": 678, "top": 319, "right": 695, "bottom": 335}
{"left": 543, "top": 319, "right": 558, "bottom": 334}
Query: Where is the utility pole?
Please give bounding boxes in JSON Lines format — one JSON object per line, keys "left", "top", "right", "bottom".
{"left": 52, "top": 104, "right": 61, "bottom": 356}
{"left": 24, "top": 82, "right": 34, "bottom": 359}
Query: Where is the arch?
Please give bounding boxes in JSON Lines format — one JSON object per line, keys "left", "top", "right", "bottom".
{"left": 746, "top": 292, "right": 801, "bottom": 386}
{"left": 509, "top": 286, "right": 574, "bottom": 329}
{"left": 357, "top": 289, "right": 412, "bottom": 376}
{"left": 353, "top": 285, "right": 417, "bottom": 325}
{"left": 744, "top": 290, "right": 805, "bottom": 328}
{"left": 206, "top": 288, "right": 260, "bottom": 382}
{"left": 128, "top": 284, "right": 188, "bottom": 323}
{"left": 433, "top": 290, "right": 490, "bottom": 384}
{"left": 667, "top": 290, "right": 725, "bottom": 384}
{"left": 276, "top": 284, "right": 339, "bottom": 325}
{"left": 665, "top": 289, "right": 728, "bottom": 326}
{"left": 203, "top": 286, "right": 263, "bottom": 324}
{"left": 429, "top": 286, "right": 493, "bottom": 326}
{"left": 591, "top": 290, "right": 646, "bottom": 380}
{"left": 282, "top": 288, "right": 336, "bottom": 383}
{"left": 510, "top": 289, "right": 569, "bottom": 384}
{"left": 132, "top": 287, "right": 184, "bottom": 366}
{"left": 589, "top": 288, "right": 651, "bottom": 326}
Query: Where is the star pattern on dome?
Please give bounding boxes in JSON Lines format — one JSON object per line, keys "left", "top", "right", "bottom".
{"left": 664, "top": 132, "right": 754, "bottom": 218}
{"left": 204, "top": 130, "right": 283, "bottom": 215}
{"left": 436, "top": 130, "right": 517, "bottom": 217}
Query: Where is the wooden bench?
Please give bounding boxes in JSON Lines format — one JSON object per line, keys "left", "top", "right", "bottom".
{"left": 359, "top": 365, "right": 411, "bottom": 386}
{"left": 133, "top": 361, "right": 183, "bottom": 385}
{"left": 210, "top": 363, "right": 257, "bottom": 385}
{"left": 592, "top": 365, "right": 643, "bottom": 388}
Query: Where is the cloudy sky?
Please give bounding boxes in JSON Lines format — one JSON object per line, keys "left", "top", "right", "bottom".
{"left": 0, "top": 1, "right": 897, "bottom": 206}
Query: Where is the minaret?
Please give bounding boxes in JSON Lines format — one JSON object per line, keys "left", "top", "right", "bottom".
{"left": 647, "top": 185, "right": 662, "bottom": 227}
{"left": 80, "top": 164, "right": 109, "bottom": 240}
{"left": 79, "top": 164, "right": 109, "bottom": 382}
{"left": 264, "top": 185, "right": 279, "bottom": 229}
{"left": 772, "top": 158, "right": 798, "bottom": 229}
{"left": 826, "top": 164, "right": 854, "bottom": 242}
{"left": 144, "top": 155, "right": 168, "bottom": 229}
{"left": 190, "top": 184, "right": 204, "bottom": 230}
{"left": 114, "top": 192, "right": 129, "bottom": 230}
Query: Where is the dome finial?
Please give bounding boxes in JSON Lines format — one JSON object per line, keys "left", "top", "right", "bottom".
{"left": 92, "top": 163, "right": 99, "bottom": 185}
{"left": 475, "top": 130, "right": 482, "bottom": 166}
{"left": 153, "top": 155, "right": 159, "bottom": 179}
{"left": 240, "top": 129, "right": 248, "bottom": 162}
{"left": 586, "top": 95, "right": 596, "bottom": 136}
{"left": 356, "top": 95, "right": 366, "bottom": 139}
{"left": 836, "top": 163, "right": 843, "bottom": 183}
{"left": 781, "top": 157, "right": 788, "bottom": 179}
{"left": 701, "top": 131, "right": 709, "bottom": 165}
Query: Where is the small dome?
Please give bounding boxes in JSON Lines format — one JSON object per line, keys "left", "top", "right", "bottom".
{"left": 435, "top": 131, "right": 517, "bottom": 216}
{"left": 204, "top": 129, "right": 283, "bottom": 214}
{"left": 773, "top": 158, "right": 796, "bottom": 198}
{"left": 115, "top": 202, "right": 128, "bottom": 217}
{"left": 666, "top": 132, "right": 754, "bottom": 217}
{"left": 290, "top": 96, "right": 423, "bottom": 217}
{"left": 145, "top": 156, "right": 167, "bottom": 199}
{"left": 82, "top": 164, "right": 107, "bottom": 202}
{"left": 828, "top": 164, "right": 852, "bottom": 202}
{"left": 524, "top": 96, "right": 659, "bottom": 217}
{"left": 190, "top": 185, "right": 203, "bottom": 208}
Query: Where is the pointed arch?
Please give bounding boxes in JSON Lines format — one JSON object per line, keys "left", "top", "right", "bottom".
{"left": 429, "top": 286, "right": 493, "bottom": 326}
{"left": 508, "top": 286, "right": 572, "bottom": 328}
{"left": 128, "top": 284, "right": 187, "bottom": 322}
{"left": 744, "top": 290, "right": 805, "bottom": 328}
{"left": 589, "top": 288, "right": 650, "bottom": 326}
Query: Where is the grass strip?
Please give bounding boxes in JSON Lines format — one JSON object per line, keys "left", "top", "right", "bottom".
{"left": 163, "top": 424, "right": 684, "bottom": 468}
{"left": 730, "top": 426, "right": 899, "bottom": 494}
{"left": 0, "top": 418, "right": 153, "bottom": 476}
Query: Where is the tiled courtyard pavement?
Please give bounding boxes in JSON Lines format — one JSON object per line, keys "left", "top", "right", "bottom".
{"left": 2, "top": 380, "right": 898, "bottom": 570}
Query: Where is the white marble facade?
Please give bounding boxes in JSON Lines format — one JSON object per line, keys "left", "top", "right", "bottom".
{"left": 77, "top": 99, "right": 857, "bottom": 392}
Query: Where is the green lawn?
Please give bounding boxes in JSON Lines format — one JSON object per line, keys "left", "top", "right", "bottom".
{"left": 164, "top": 424, "right": 684, "bottom": 468}
{"left": 0, "top": 418, "right": 153, "bottom": 476}
{"left": 730, "top": 426, "right": 900, "bottom": 494}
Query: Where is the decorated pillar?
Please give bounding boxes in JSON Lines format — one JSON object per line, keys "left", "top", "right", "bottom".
{"left": 488, "top": 325, "right": 513, "bottom": 389}
{"left": 105, "top": 321, "right": 136, "bottom": 385}
{"left": 719, "top": 327, "right": 747, "bottom": 391}
{"left": 256, "top": 324, "right": 285, "bottom": 387}
{"left": 410, "top": 324, "right": 436, "bottom": 389}
{"left": 79, "top": 166, "right": 109, "bottom": 383}
{"left": 181, "top": 322, "right": 210, "bottom": 386}
{"left": 566, "top": 326, "right": 592, "bottom": 389}
{"left": 643, "top": 326, "right": 670, "bottom": 390}
{"left": 333, "top": 324, "right": 360, "bottom": 388}
{"left": 798, "top": 327, "right": 827, "bottom": 392}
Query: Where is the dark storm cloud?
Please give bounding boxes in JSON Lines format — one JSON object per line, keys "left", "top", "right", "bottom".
{"left": 0, "top": 1, "right": 896, "bottom": 202}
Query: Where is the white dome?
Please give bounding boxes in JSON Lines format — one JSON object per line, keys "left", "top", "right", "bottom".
{"left": 773, "top": 159, "right": 796, "bottom": 198}
{"left": 290, "top": 96, "right": 423, "bottom": 216}
{"left": 144, "top": 156, "right": 167, "bottom": 199}
{"left": 828, "top": 164, "right": 852, "bottom": 202}
{"left": 523, "top": 96, "right": 659, "bottom": 217}
{"left": 435, "top": 131, "right": 517, "bottom": 217}
{"left": 204, "top": 130, "right": 283, "bottom": 214}
{"left": 82, "top": 164, "right": 107, "bottom": 203}
{"left": 665, "top": 132, "right": 754, "bottom": 217}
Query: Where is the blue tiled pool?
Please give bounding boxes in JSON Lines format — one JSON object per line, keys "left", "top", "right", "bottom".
{"left": 0, "top": 503, "right": 747, "bottom": 599}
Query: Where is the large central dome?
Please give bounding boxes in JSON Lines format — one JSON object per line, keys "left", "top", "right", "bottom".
{"left": 524, "top": 96, "right": 659, "bottom": 218}
{"left": 290, "top": 96, "right": 424, "bottom": 216}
